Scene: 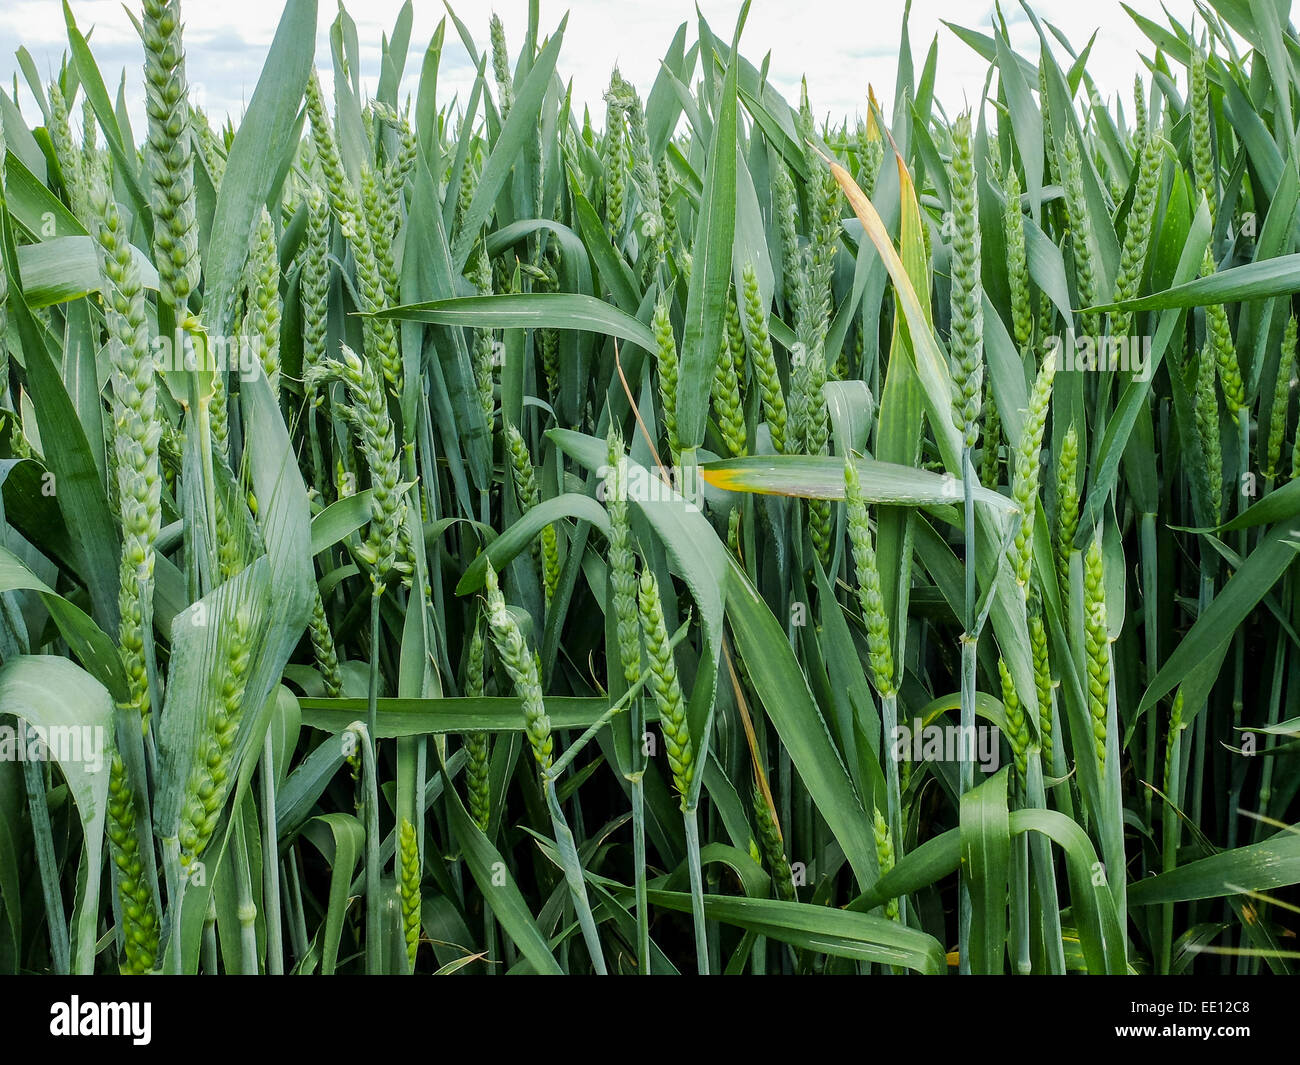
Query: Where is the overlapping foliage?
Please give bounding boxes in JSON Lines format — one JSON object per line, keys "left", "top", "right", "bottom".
{"left": 1, "top": 0, "right": 1298, "bottom": 974}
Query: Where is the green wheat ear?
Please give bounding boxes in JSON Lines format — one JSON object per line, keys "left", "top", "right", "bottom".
{"left": 981, "top": 379, "right": 1002, "bottom": 489}
{"left": 1039, "top": 62, "right": 1058, "bottom": 185}
{"left": 1083, "top": 535, "right": 1111, "bottom": 776}
{"left": 772, "top": 159, "right": 803, "bottom": 320}
{"left": 91, "top": 170, "right": 163, "bottom": 733}
{"left": 177, "top": 605, "right": 255, "bottom": 870}
{"left": 607, "top": 72, "right": 666, "bottom": 272}
{"left": 947, "top": 112, "right": 983, "bottom": 448}
{"left": 307, "top": 587, "right": 344, "bottom": 697}
{"left": 605, "top": 426, "right": 642, "bottom": 688}
{"left": 398, "top": 818, "right": 421, "bottom": 971}
{"left": 1054, "top": 424, "right": 1081, "bottom": 602}
{"left": 305, "top": 345, "right": 413, "bottom": 585}
{"left": 637, "top": 567, "right": 694, "bottom": 806}
{"left": 754, "top": 782, "right": 796, "bottom": 901}
{"left": 1190, "top": 43, "right": 1216, "bottom": 224}
{"left": 301, "top": 186, "right": 332, "bottom": 386}
{"left": 1163, "top": 688, "right": 1185, "bottom": 798}
{"left": 999, "top": 655, "right": 1031, "bottom": 783}
{"left": 790, "top": 260, "right": 832, "bottom": 565}
{"left": 711, "top": 288, "right": 748, "bottom": 458}
{"left": 361, "top": 164, "right": 399, "bottom": 308}
{"left": 658, "top": 158, "right": 680, "bottom": 251}
{"left": 489, "top": 14, "right": 513, "bottom": 119}
{"left": 1292, "top": 383, "right": 1300, "bottom": 484}
{"left": 1201, "top": 251, "right": 1245, "bottom": 422}
{"left": 106, "top": 753, "right": 160, "bottom": 973}
{"left": 303, "top": 68, "right": 402, "bottom": 396}
{"left": 1132, "top": 75, "right": 1148, "bottom": 158}
{"left": 1268, "top": 315, "right": 1297, "bottom": 480}
{"left": 242, "top": 207, "right": 282, "bottom": 395}
{"left": 1003, "top": 167, "right": 1033, "bottom": 354}
{"left": 483, "top": 565, "right": 553, "bottom": 771}
{"left": 453, "top": 143, "right": 480, "bottom": 241}
{"left": 652, "top": 293, "right": 681, "bottom": 463}
{"left": 1010, "top": 349, "right": 1058, "bottom": 589}
{"left": 845, "top": 456, "right": 896, "bottom": 698}
{"left": 1028, "top": 601, "right": 1055, "bottom": 769}
{"left": 192, "top": 105, "right": 226, "bottom": 187}
{"left": 1060, "top": 127, "right": 1099, "bottom": 337}
{"left": 469, "top": 243, "right": 498, "bottom": 435}
{"left": 603, "top": 71, "right": 627, "bottom": 245}
{"left": 871, "top": 807, "right": 899, "bottom": 920}
{"left": 142, "top": 0, "right": 199, "bottom": 306}
{"left": 857, "top": 108, "right": 884, "bottom": 197}
{"left": 464, "top": 618, "right": 493, "bottom": 832}
{"left": 741, "top": 261, "right": 788, "bottom": 454}
{"left": 505, "top": 422, "right": 560, "bottom": 606}
{"left": 1195, "top": 336, "right": 1225, "bottom": 523}
{"left": 48, "top": 83, "right": 88, "bottom": 222}
{"left": 1110, "top": 128, "right": 1164, "bottom": 341}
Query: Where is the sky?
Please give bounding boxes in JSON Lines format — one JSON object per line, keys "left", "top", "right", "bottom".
{"left": 0, "top": 0, "right": 1202, "bottom": 135}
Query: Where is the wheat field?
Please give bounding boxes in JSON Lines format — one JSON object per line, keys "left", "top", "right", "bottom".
{"left": 0, "top": 0, "right": 1297, "bottom": 976}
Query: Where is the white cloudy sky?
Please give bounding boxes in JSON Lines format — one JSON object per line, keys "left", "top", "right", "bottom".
{"left": 0, "top": 0, "right": 1203, "bottom": 133}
